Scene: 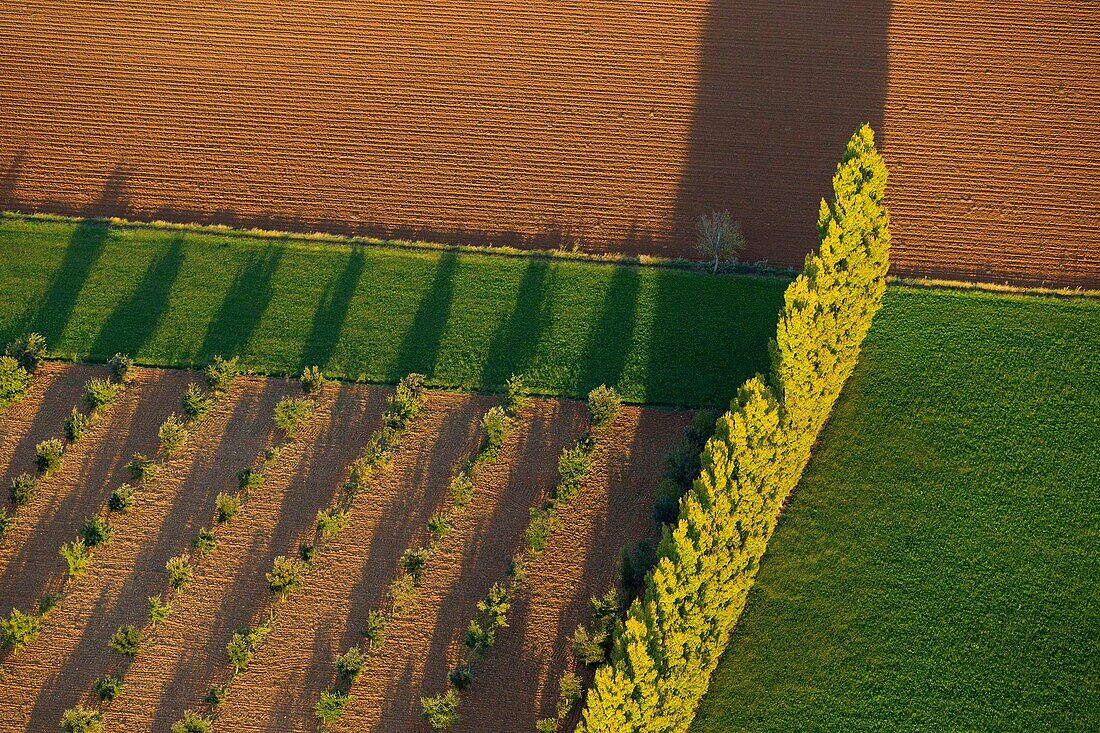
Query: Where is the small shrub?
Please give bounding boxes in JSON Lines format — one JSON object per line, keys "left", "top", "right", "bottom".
{"left": 214, "top": 492, "right": 241, "bottom": 523}
{"left": 448, "top": 664, "right": 473, "bottom": 691}
{"left": 60, "top": 538, "right": 91, "bottom": 576}
{"left": 524, "top": 507, "right": 555, "bottom": 553}
{"left": 420, "top": 690, "right": 460, "bottom": 730}
{"left": 59, "top": 705, "right": 102, "bottom": 733}
{"left": 388, "top": 574, "right": 416, "bottom": 615}
{"left": 127, "top": 453, "right": 159, "bottom": 484}
{"left": 159, "top": 413, "right": 188, "bottom": 456}
{"left": 555, "top": 443, "right": 594, "bottom": 502}
{"left": 300, "top": 365, "right": 325, "bottom": 394}
{"left": 83, "top": 377, "right": 121, "bottom": 412}
{"left": 481, "top": 406, "right": 510, "bottom": 456}
{"left": 449, "top": 472, "right": 474, "bottom": 509}
{"left": 557, "top": 670, "right": 582, "bottom": 717}
{"left": 109, "top": 484, "right": 135, "bottom": 512}
{"left": 315, "top": 689, "right": 348, "bottom": 724}
{"left": 79, "top": 515, "right": 112, "bottom": 547}
{"left": 6, "top": 333, "right": 46, "bottom": 373}
{"left": 299, "top": 542, "right": 316, "bottom": 562}
{"left": 363, "top": 609, "right": 386, "bottom": 649}
{"left": 275, "top": 396, "right": 312, "bottom": 438}
{"left": 237, "top": 467, "right": 264, "bottom": 491}
{"left": 428, "top": 513, "right": 452, "bottom": 542}
{"left": 536, "top": 719, "right": 558, "bottom": 733}
{"left": 0, "top": 507, "right": 8, "bottom": 539}
{"left": 502, "top": 373, "right": 530, "bottom": 416}
{"left": 148, "top": 595, "right": 172, "bottom": 625}
{"left": 108, "top": 353, "right": 134, "bottom": 384}
{"left": 0, "top": 355, "right": 32, "bottom": 409}
{"left": 316, "top": 508, "right": 348, "bottom": 538}
{"left": 266, "top": 555, "right": 304, "bottom": 595}
{"left": 400, "top": 547, "right": 430, "bottom": 585}
{"left": 572, "top": 625, "right": 605, "bottom": 665}
{"left": 171, "top": 709, "right": 214, "bottom": 733}
{"left": 108, "top": 624, "right": 141, "bottom": 657}
{"left": 39, "top": 591, "right": 61, "bottom": 615}
{"left": 1, "top": 607, "right": 42, "bottom": 652}
{"left": 204, "top": 683, "right": 228, "bottom": 708}
{"left": 193, "top": 528, "right": 217, "bottom": 555}
{"left": 10, "top": 472, "right": 37, "bottom": 506}
{"left": 464, "top": 618, "right": 494, "bottom": 653}
{"left": 652, "top": 477, "right": 682, "bottom": 526}
{"left": 35, "top": 438, "right": 63, "bottom": 475}
{"left": 226, "top": 619, "right": 271, "bottom": 672}
{"left": 181, "top": 383, "right": 213, "bottom": 419}
{"left": 335, "top": 645, "right": 366, "bottom": 681}
{"left": 586, "top": 384, "right": 621, "bottom": 429}
{"left": 166, "top": 555, "right": 193, "bottom": 590}
{"left": 204, "top": 355, "right": 238, "bottom": 395}
{"left": 477, "top": 582, "right": 511, "bottom": 630}
{"left": 65, "top": 407, "right": 92, "bottom": 442}
{"left": 385, "top": 373, "right": 426, "bottom": 429}
{"left": 94, "top": 674, "right": 123, "bottom": 701}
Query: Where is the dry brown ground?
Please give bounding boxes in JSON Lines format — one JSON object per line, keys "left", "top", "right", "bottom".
{"left": 453, "top": 406, "right": 691, "bottom": 733}
{"left": 0, "top": 376, "right": 296, "bottom": 731}
{"left": 216, "top": 390, "right": 499, "bottom": 733}
{"left": 0, "top": 366, "right": 200, "bottom": 620}
{"left": 331, "top": 398, "right": 592, "bottom": 733}
{"left": 0, "top": 2, "right": 1096, "bottom": 285}
{"left": 104, "top": 381, "right": 386, "bottom": 733}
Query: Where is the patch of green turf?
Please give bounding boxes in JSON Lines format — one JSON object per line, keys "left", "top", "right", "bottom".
{"left": 692, "top": 287, "right": 1100, "bottom": 731}
{"left": 0, "top": 216, "right": 787, "bottom": 407}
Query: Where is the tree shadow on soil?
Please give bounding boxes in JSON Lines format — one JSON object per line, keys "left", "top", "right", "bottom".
{"left": 198, "top": 244, "right": 285, "bottom": 361}
{"left": 389, "top": 251, "right": 459, "bottom": 381}
{"left": 301, "top": 248, "right": 367, "bottom": 370}
{"left": 670, "top": 0, "right": 889, "bottom": 265}
{"left": 87, "top": 235, "right": 186, "bottom": 360}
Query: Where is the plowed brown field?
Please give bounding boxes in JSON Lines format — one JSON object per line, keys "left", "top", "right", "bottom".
{"left": 0, "top": 365, "right": 691, "bottom": 732}
{"left": 1, "top": 2, "right": 1096, "bottom": 286}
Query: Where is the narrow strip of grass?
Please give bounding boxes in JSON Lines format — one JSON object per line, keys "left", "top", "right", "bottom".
{"left": 0, "top": 216, "right": 787, "bottom": 408}
{"left": 692, "top": 287, "right": 1100, "bottom": 731}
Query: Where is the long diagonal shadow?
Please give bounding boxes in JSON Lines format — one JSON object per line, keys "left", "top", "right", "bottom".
{"left": 199, "top": 245, "right": 284, "bottom": 360}
{"left": 481, "top": 258, "right": 552, "bottom": 388}
{"left": 86, "top": 235, "right": 186, "bottom": 360}
{"left": 577, "top": 265, "right": 640, "bottom": 394}
{"left": 389, "top": 251, "right": 459, "bottom": 380}
{"left": 300, "top": 248, "right": 366, "bottom": 370}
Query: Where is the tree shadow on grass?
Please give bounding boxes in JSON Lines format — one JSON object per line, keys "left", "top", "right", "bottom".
{"left": 481, "top": 258, "right": 552, "bottom": 389}
{"left": 198, "top": 245, "right": 284, "bottom": 361}
{"left": 86, "top": 235, "right": 186, "bottom": 360}
{"left": 300, "top": 248, "right": 366, "bottom": 370}
{"left": 577, "top": 265, "right": 640, "bottom": 395}
{"left": 27, "top": 169, "right": 129, "bottom": 346}
{"left": 389, "top": 251, "right": 458, "bottom": 381}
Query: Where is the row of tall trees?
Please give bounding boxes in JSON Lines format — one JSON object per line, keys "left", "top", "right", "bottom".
{"left": 579, "top": 125, "right": 892, "bottom": 733}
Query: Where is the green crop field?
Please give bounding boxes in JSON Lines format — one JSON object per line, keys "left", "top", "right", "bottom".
{"left": 692, "top": 287, "right": 1100, "bottom": 732}
{"left": 0, "top": 215, "right": 788, "bottom": 408}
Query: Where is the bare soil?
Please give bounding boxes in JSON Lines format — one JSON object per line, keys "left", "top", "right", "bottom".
{"left": 0, "top": 376, "right": 296, "bottom": 731}
{"left": 0, "top": 366, "right": 201, "bottom": 620}
{"left": 0, "top": 2, "right": 1095, "bottom": 285}
{"left": 105, "top": 381, "right": 387, "bottom": 733}
{"left": 453, "top": 406, "right": 691, "bottom": 732}
{"left": 216, "top": 390, "right": 498, "bottom": 733}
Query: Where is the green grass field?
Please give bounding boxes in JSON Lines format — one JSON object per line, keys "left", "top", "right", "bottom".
{"left": 692, "top": 287, "right": 1100, "bottom": 731}
{"left": 0, "top": 215, "right": 788, "bottom": 407}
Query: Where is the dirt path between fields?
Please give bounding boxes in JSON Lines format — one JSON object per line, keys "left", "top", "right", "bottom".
{"left": 0, "top": 367, "right": 200, "bottom": 619}
{"left": 105, "top": 382, "right": 386, "bottom": 733}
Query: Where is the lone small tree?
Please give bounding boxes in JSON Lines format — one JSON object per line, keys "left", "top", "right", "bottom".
{"left": 695, "top": 210, "right": 745, "bottom": 273}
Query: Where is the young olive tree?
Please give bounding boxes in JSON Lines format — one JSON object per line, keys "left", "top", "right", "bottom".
{"left": 696, "top": 210, "right": 745, "bottom": 273}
